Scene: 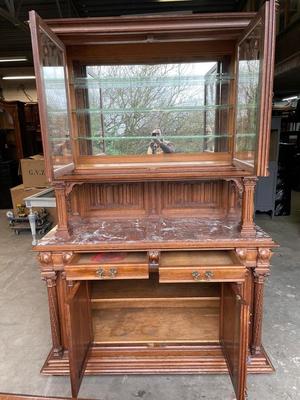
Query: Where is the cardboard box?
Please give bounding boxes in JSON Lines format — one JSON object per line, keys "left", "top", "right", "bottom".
{"left": 10, "top": 184, "right": 57, "bottom": 225}
{"left": 20, "top": 155, "right": 49, "bottom": 188}
{"left": 10, "top": 184, "right": 43, "bottom": 214}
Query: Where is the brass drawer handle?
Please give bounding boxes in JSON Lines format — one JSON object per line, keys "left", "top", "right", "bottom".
{"left": 192, "top": 271, "right": 201, "bottom": 281}
{"left": 109, "top": 268, "right": 118, "bottom": 278}
{"left": 205, "top": 271, "right": 214, "bottom": 280}
{"left": 96, "top": 267, "right": 105, "bottom": 278}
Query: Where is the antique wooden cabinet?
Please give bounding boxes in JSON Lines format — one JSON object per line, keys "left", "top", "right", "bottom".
{"left": 29, "top": 2, "right": 277, "bottom": 399}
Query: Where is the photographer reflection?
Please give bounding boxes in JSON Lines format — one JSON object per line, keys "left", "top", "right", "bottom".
{"left": 147, "top": 128, "right": 175, "bottom": 155}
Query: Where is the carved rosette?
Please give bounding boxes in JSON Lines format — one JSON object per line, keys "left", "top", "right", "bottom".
{"left": 235, "top": 248, "right": 257, "bottom": 268}
{"left": 38, "top": 252, "right": 52, "bottom": 267}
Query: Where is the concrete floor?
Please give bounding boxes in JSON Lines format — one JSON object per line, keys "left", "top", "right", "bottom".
{"left": 0, "top": 196, "right": 300, "bottom": 400}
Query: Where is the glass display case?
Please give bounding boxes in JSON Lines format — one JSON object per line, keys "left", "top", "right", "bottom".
{"left": 30, "top": 3, "right": 275, "bottom": 182}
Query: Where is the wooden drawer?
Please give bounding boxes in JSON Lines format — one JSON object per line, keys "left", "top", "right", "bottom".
{"left": 159, "top": 250, "right": 246, "bottom": 283}
{"left": 65, "top": 252, "right": 149, "bottom": 281}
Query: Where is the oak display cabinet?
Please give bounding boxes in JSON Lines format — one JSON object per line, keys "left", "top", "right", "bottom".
{"left": 29, "top": 2, "right": 277, "bottom": 399}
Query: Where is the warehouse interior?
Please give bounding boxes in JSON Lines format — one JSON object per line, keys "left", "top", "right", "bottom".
{"left": 0, "top": 1, "right": 300, "bottom": 399}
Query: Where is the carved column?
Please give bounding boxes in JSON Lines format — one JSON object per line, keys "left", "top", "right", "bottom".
{"left": 41, "top": 270, "right": 63, "bottom": 357}
{"left": 54, "top": 182, "right": 70, "bottom": 238}
{"left": 251, "top": 248, "right": 272, "bottom": 355}
{"left": 241, "top": 177, "right": 257, "bottom": 237}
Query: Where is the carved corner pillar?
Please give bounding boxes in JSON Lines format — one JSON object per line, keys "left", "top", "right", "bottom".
{"left": 251, "top": 248, "right": 272, "bottom": 355}
{"left": 54, "top": 182, "right": 71, "bottom": 238}
{"left": 41, "top": 269, "right": 63, "bottom": 358}
{"left": 241, "top": 177, "right": 257, "bottom": 237}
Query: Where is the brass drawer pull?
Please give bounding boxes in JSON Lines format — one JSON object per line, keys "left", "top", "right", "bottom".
{"left": 109, "top": 268, "right": 118, "bottom": 278}
{"left": 192, "top": 271, "right": 200, "bottom": 281}
{"left": 205, "top": 271, "right": 214, "bottom": 280}
{"left": 96, "top": 267, "right": 105, "bottom": 278}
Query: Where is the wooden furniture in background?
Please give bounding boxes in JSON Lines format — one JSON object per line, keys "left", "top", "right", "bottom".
{"left": 29, "top": 2, "right": 277, "bottom": 399}
{"left": 255, "top": 116, "right": 281, "bottom": 216}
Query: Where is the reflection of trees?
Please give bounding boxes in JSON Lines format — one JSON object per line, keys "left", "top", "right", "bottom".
{"left": 236, "top": 32, "right": 260, "bottom": 155}
{"left": 85, "top": 64, "right": 207, "bottom": 155}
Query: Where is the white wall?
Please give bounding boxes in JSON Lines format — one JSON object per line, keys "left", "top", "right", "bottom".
{"left": 0, "top": 67, "right": 37, "bottom": 102}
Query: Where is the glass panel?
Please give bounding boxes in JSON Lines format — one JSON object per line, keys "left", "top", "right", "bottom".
{"left": 40, "top": 28, "right": 72, "bottom": 170}
{"left": 234, "top": 21, "right": 262, "bottom": 166}
{"left": 73, "top": 62, "right": 232, "bottom": 156}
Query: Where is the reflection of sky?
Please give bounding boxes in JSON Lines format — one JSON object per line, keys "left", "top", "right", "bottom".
{"left": 87, "top": 62, "right": 217, "bottom": 77}
{"left": 43, "top": 66, "right": 68, "bottom": 110}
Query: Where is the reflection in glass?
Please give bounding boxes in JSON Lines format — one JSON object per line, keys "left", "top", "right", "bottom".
{"left": 235, "top": 22, "right": 262, "bottom": 165}
{"left": 40, "top": 29, "right": 72, "bottom": 170}
{"left": 73, "top": 62, "right": 231, "bottom": 156}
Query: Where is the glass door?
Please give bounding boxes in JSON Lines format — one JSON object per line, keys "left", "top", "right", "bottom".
{"left": 29, "top": 11, "right": 74, "bottom": 182}
{"left": 233, "top": 0, "right": 276, "bottom": 176}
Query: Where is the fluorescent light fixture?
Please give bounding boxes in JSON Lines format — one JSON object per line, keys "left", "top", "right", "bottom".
{"left": 282, "top": 96, "right": 298, "bottom": 101}
{"left": 0, "top": 57, "right": 28, "bottom": 62}
{"left": 2, "top": 76, "right": 35, "bottom": 80}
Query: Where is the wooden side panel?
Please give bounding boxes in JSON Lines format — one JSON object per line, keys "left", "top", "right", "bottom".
{"left": 65, "top": 281, "right": 93, "bottom": 398}
{"left": 221, "top": 283, "right": 249, "bottom": 400}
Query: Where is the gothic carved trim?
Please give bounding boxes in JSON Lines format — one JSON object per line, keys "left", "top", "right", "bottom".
{"left": 225, "top": 178, "right": 243, "bottom": 197}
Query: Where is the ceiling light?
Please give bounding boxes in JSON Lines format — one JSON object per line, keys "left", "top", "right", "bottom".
{"left": 0, "top": 57, "right": 28, "bottom": 62}
{"left": 2, "top": 76, "right": 35, "bottom": 80}
{"left": 282, "top": 96, "right": 298, "bottom": 101}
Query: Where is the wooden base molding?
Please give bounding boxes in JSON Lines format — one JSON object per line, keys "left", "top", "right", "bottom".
{"left": 41, "top": 344, "right": 274, "bottom": 376}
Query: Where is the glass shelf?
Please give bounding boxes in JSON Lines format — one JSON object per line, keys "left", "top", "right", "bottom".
{"left": 46, "top": 104, "right": 258, "bottom": 114}
{"left": 74, "top": 134, "right": 232, "bottom": 141}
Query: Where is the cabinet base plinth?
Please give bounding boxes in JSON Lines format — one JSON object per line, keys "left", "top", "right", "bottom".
{"left": 41, "top": 344, "right": 274, "bottom": 376}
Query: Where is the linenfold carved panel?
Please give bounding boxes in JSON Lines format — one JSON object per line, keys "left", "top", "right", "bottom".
{"left": 74, "top": 181, "right": 228, "bottom": 218}
{"left": 84, "top": 183, "right": 146, "bottom": 217}
{"left": 161, "top": 181, "right": 224, "bottom": 216}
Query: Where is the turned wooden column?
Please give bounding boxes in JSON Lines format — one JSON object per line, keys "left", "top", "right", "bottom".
{"left": 241, "top": 177, "right": 257, "bottom": 237}
{"left": 54, "top": 182, "right": 70, "bottom": 238}
{"left": 41, "top": 270, "right": 63, "bottom": 357}
{"left": 251, "top": 248, "right": 272, "bottom": 355}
